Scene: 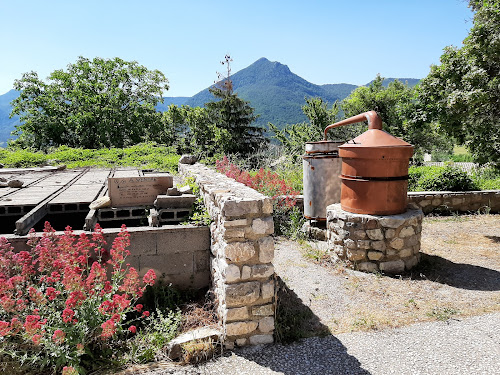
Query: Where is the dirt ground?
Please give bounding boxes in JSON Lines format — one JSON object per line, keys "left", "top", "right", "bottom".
{"left": 274, "top": 214, "right": 500, "bottom": 337}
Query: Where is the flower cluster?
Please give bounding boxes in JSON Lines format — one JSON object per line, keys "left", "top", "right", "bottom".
{"left": 0, "top": 222, "right": 156, "bottom": 374}
{"left": 216, "top": 155, "right": 299, "bottom": 208}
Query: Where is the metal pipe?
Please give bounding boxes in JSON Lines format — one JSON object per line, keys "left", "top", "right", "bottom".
{"left": 323, "top": 110, "right": 382, "bottom": 140}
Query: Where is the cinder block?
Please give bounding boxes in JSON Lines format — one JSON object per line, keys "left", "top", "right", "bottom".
{"left": 140, "top": 252, "right": 194, "bottom": 277}
{"left": 157, "top": 226, "right": 210, "bottom": 255}
{"left": 127, "top": 231, "right": 158, "bottom": 256}
{"left": 155, "top": 194, "right": 197, "bottom": 209}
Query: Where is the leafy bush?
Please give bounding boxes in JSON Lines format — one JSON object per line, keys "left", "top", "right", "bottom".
{"left": 0, "top": 223, "right": 164, "bottom": 374}
{"left": 409, "top": 165, "right": 479, "bottom": 191}
{"left": 470, "top": 166, "right": 500, "bottom": 190}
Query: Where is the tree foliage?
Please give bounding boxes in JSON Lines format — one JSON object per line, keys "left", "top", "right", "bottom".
{"left": 204, "top": 55, "right": 267, "bottom": 156}
{"left": 418, "top": 0, "right": 500, "bottom": 167}
{"left": 270, "top": 97, "right": 343, "bottom": 155}
{"left": 341, "top": 75, "right": 452, "bottom": 159}
{"left": 10, "top": 57, "right": 169, "bottom": 149}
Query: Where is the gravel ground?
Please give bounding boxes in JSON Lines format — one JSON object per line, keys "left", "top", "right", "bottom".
{"left": 124, "top": 312, "right": 500, "bottom": 375}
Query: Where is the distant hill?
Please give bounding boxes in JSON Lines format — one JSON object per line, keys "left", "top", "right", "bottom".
{"left": 164, "top": 58, "right": 358, "bottom": 128}
{"left": 0, "top": 58, "right": 420, "bottom": 144}
{"left": 0, "top": 89, "right": 20, "bottom": 146}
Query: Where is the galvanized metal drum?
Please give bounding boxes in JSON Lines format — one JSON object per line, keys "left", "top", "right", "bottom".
{"left": 302, "top": 141, "right": 343, "bottom": 221}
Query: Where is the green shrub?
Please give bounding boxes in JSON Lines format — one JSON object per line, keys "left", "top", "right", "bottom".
{"left": 411, "top": 165, "right": 479, "bottom": 191}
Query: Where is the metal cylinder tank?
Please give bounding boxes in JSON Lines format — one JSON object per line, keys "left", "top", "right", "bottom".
{"left": 303, "top": 141, "right": 343, "bottom": 220}
{"left": 323, "top": 111, "right": 414, "bottom": 215}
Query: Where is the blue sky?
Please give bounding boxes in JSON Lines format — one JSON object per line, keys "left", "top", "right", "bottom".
{"left": 0, "top": 0, "right": 473, "bottom": 97}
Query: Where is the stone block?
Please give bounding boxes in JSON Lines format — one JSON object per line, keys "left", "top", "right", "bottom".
{"left": 368, "top": 251, "right": 384, "bottom": 261}
{"left": 261, "top": 280, "right": 275, "bottom": 300}
{"left": 399, "top": 226, "right": 415, "bottom": 238}
{"left": 347, "top": 249, "right": 366, "bottom": 261}
{"left": 108, "top": 175, "right": 173, "bottom": 207}
{"left": 419, "top": 200, "right": 431, "bottom": 207}
{"left": 389, "top": 238, "right": 405, "bottom": 250}
{"left": 365, "top": 219, "right": 379, "bottom": 229}
{"left": 223, "top": 219, "right": 249, "bottom": 227}
{"left": 379, "top": 260, "right": 405, "bottom": 273}
{"left": 379, "top": 216, "right": 407, "bottom": 228}
{"left": 226, "top": 321, "right": 258, "bottom": 337}
{"left": 224, "top": 228, "right": 246, "bottom": 239}
{"left": 222, "top": 199, "right": 260, "bottom": 218}
{"left": 353, "top": 230, "right": 367, "bottom": 239}
{"left": 249, "top": 217, "right": 274, "bottom": 236}
{"left": 399, "top": 248, "right": 413, "bottom": 258}
{"left": 258, "top": 237, "right": 274, "bottom": 263}
{"left": 251, "top": 264, "right": 274, "bottom": 279}
{"left": 252, "top": 304, "right": 274, "bottom": 316}
{"left": 371, "top": 240, "right": 386, "bottom": 251}
{"left": 241, "top": 265, "right": 251, "bottom": 280}
{"left": 226, "top": 307, "right": 249, "bottom": 321}
{"left": 405, "top": 235, "right": 420, "bottom": 247}
{"left": 384, "top": 228, "right": 396, "bottom": 239}
{"left": 249, "top": 334, "right": 274, "bottom": 345}
{"left": 258, "top": 317, "right": 275, "bottom": 333}
{"left": 357, "top": 262, "right": 378, "bottom": 272}
{"left": 226, "top": 282, "right": 261, "bottom": 307}
{"left": 226, "top": 264, "right": 241, "bottom": 283}
{"left": 366, "top": 228, "right": 384, "bottom": 240}
{"left": 235, "top": 338, "right": 248, "bottom": 346}
{"left": 262, "top": 198, "right": 273, "bottom": 215}
{"left": 225, "top": 242, "right": 256, "bottom": 262}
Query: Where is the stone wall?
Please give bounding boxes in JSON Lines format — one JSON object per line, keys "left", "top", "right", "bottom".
{"left": 179, "top": 163, "right": 276, "bottom": 348}
{"left": 5, "top": 225, "right": 211, "bottom": 290}
{"left": 407, "top": 190, "right": 500, "bottom": 214}
{"left": 327, "top": 204, "right": 423, "bottom": 273}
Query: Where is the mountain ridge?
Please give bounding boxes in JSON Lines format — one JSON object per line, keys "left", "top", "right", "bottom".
{"left": 0, "top": 57, "right": 420, "bottom": 145}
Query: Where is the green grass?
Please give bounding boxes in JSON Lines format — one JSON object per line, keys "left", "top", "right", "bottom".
{"left": 0, "top": 143, "right": 180, "bottom": 172}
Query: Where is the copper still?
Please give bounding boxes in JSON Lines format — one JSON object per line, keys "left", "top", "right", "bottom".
{"left": 323, "top": 111, "right": 414, "bottom": 215}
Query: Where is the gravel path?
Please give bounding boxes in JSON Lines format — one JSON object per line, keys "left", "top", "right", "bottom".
{"left": 126, "top": 232, "right": 500, "bottom": 375}
{"left": 131, "top": 312, "right": 500, "bottom": 374}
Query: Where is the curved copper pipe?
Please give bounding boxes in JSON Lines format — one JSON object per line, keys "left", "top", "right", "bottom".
{"left": 323, "top": 111, "right": 382, "bottom": 140}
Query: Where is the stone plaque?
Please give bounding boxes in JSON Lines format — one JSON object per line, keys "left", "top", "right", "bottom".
{"left": 108, "top": 175, "right": 173, "bottom": 207}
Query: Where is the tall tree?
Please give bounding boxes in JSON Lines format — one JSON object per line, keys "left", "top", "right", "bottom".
{"left": 10, "top": 57, "right": 169, "bottom": 149}
{"left": 418, "top": 0, "right": 500, "bottom": 167}
{"left": 205, "top": 55, "right": 267, "bottom": 156}
{"left": 342, "top": 75, "right": 452, "bottom": 159}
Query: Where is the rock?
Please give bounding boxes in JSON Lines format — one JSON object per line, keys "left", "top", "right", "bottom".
{"left": 0, "top": 181, "right": 8, "bottom": 188}
{"left": 56, "top": 164, "right": 67, "bottom": 171}
{"left": 0, "top": 163, "right": 4, "bottom": 168}
{"left": 179, "top": 154, "right": 198, "bottom": 165}
{"left": 0, "top": 177, "right": 6, "bottom": 182}
{"left": 166, "top": 327, "right": 222, "bottom": 360}
{"left": 167, "top": 187, "right": 182, "bottom": 196}
{"left": 89, "top": 196, "right": 111, "bottom": 210}
{"left": 8, "top": 179, "right": 24, "bottom": 188}
{"left": 179, "top": 185, "right": 193, "bottom": 195}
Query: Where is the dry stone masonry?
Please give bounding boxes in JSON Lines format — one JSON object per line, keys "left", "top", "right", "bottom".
{"left": 179, "top": 163, "right": 276, "bottom": 348}
{"left": 408, "top": 190, "right": 499, "bottom": 214}
{"left": 327, "top": 203, "right": 423, "bottom": 273}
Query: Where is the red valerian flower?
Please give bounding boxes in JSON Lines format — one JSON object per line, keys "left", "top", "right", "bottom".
{"left": 142, "top": 269, "right": 156, "bottom": 286}
{"left": 62, "top": 308, "right": 75, "bottom": 324}
{"left": 31, "top": 334, "right": 42, "bottom": 346}
{"left": 52, "top": 329, "right": 65, "bottom": 344}
{"left": 128, "top": 325, "right": 137, "bottom": 334}
{"left": 100, "top": 319, "right": 116, "bottom": 339}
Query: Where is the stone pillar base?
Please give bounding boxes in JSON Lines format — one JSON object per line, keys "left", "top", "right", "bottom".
{"left": 326, "top": 204, "right": 423, "bottom": 274}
